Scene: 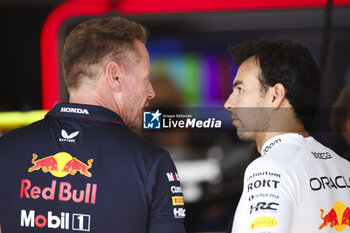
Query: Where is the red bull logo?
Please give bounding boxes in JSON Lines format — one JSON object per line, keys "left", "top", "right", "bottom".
{"left": 319, "top": 201, "right": 350, "bottom": 231}
{"left": 28, "top": 152, "right": 93, "bottom": 178}
{"left": 28, "top": 154, "right": 58, "bottom": 173}
{"left": 20, "top": 179, "right": 97, "bottom": 204}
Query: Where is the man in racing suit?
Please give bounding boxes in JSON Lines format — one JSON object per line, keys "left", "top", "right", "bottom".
{"left": 224, "top": 40, "right": 350, "bottom": 233}
{"left": 0, "top": 17, "right": 186, "bottom": 233}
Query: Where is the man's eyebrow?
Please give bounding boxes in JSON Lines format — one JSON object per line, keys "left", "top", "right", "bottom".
{"left": 232, "top": 80, "right": 243, "bottom": 89}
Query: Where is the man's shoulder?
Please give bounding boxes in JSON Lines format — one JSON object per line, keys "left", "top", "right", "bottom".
{"left": 124, "top": 130, "right": 168, "bottom": 156}
{"left": 263, "top": 135, "right": 332, "bottom": 161}
{"left": 260, "top": 141, "right": 303, "bottom": 164}
{"left": 253, "top": 136, "right": 349, "bottom": 175}
{"left": 247, "top": 155, "right": 284, "bottom": 173}
{"left": 90, "top": 124, "right": 170, "bottom": 163}
{"left": 246, "top": 142, "right": 303, "bottom": 178}
{"left": 0, "top": 119, "right": 45, "bottom": 144}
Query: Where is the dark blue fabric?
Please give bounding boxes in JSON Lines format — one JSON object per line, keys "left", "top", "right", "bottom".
{"left": 0, "top": 103, "right": 186, "bottom": 233}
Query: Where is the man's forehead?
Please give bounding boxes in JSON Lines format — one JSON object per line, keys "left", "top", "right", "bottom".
{"left": 232, "top": 57, "right": 261, "bottom": 85}
{"left": 240, "top": 56, "right": 260, "bottom": 72}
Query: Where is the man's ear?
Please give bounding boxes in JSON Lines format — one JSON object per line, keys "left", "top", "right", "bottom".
{"left": 271, "top": 83, "right": 286, "bottom": 109}
{"left": 105, "top": 61, "right": 122, "bottom": 92}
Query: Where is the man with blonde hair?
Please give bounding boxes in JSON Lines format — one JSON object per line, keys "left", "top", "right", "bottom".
{"left": 0, "top": 17, "right": 186, "bottom": 233}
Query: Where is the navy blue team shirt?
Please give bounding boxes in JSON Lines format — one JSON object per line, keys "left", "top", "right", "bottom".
{"left": 0, "top": 103, "right": 186, "bottom": 233}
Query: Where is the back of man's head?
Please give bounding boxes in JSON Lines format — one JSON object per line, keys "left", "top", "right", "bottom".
{"left": 230, "top": 40, "right": 321, "bottom": 131}
{"left": 62, "top": 16, "right": 147, "bottom": 90}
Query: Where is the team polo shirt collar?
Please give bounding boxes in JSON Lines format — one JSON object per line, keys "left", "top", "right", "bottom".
{"left": 46, "top": 103, "right": 125, "bottom": 126}
{"left": 261, "top": 133, "right": 314, "bottom": 156}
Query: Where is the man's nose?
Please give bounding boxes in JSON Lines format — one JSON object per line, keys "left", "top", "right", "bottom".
{"left": 224, "top": 93, "right": 235, "bottom": 110}
{"left": 148, "top": 81, "right": 155, "bottom": 100}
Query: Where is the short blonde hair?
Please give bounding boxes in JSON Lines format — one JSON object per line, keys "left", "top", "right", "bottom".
{"left": 62, "top": 16, "right": 147, "bottom": 89}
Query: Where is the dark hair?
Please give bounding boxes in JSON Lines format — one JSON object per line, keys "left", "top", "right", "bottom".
{"left": 62, "top": 16, "right": 148, "bottom": 89}
{"left": 230, "top": 40, "right": 321, "bottom": 131}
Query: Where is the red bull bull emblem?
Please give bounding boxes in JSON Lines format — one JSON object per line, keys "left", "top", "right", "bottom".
{"left": 28, "top": 152, "right": 93, "bottom": 178}
{"left": 319, "top": 201, "right": 350, "bottom": 231}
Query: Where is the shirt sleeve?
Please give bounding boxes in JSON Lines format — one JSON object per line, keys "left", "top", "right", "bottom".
{"left": 146, "top": 152, "right": 186, "bottom": 233}
{"left": 231, "top": 157, "right": 297, "bottom": 233}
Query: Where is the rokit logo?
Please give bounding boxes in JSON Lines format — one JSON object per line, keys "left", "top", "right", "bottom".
{"left": 173, "top": 208, "right": 186, "bottom": 218}
{"left": 60, "top": 107, "right": 89, "bottom": 115}
{"left": 59, "top": 129, "right": 79, "bottom": 143}
{"left": 250, "top": 202, "right": 279, "bottom": 215}
{"left": 247, "top": 179, "right": 280, "bottom": 192}
{"left": 21, "top": 210, "right": 91, "bottom": 231}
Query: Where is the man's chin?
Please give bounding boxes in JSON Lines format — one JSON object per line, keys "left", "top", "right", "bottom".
{"left": 124, "top": 117, "right": 142, "bottom": 131}
{"left": 236, "top": 130, "right": 255, "bottom": 142}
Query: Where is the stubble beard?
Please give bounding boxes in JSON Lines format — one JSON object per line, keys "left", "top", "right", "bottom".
{"left": 235, "top": 108, "right": 270, "bottom": 143}
{"left": 124, "top": 107, "right": 143, "bottom": 131}
{"left": 236, "top": 130, "right": 256, "bottom": 142}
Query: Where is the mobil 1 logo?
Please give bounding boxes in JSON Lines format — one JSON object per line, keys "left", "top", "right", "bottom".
{"left": 21, "top": 209, "right": 91, "bottom": 231}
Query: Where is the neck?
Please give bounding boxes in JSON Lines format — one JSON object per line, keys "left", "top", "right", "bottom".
{"left": 69, "top": 87, "right": 122, "bottom": 116}
{"left": 256, "top": 107, "right": 309, "bottom": 152}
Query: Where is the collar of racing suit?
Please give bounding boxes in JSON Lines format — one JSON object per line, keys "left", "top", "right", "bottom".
{"left": 45, "top": 102, "right": 126, "bottom": 126}
{"left": 261, "top": 133, "right": 315, "bottom": 156}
